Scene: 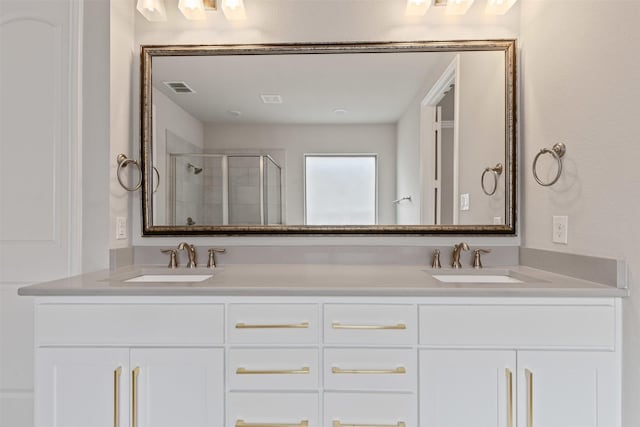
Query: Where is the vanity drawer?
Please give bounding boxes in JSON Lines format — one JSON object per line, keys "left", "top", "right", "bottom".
{"left": 419, "top": 302, "right": 616, "bottom": 349}
{"left": 324, "top": 392, "right": 417, "bottom": 427}
{"left": 227, "top": 392, "right": 319, "bottom": 427}
{"left": 36, "top": 303, "right": 224, "bottom": 345}
{"left": 228, "top": 304, "right": 319, "bottom": 344}
{"left": 228, "top": 348, "right": 319, "bottom": 390}
{"left": 324, "top": 348, "right": 416, "bottom": 392}
{"left": 324, "top": 304, "right": 417, "bottom": 345}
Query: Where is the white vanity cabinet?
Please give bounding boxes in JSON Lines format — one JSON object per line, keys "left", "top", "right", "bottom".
{"left": 31, "top": 296, "right": 621, "bottom": 427}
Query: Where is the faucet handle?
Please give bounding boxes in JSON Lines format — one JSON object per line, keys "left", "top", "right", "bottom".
{"left": 431, "top": 249, "right": 442, "bottom": 269}
{"left": 207, "top": 248, "right": 226, "bottom": 269}
{"left": 160, "top": 249, "right": 178, "bottom": 269}
{"left": 472, "top": 249, "right": 492, "bottom": 269}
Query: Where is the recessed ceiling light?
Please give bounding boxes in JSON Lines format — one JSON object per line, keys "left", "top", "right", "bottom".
{"left": 260, "top": 94, "right": 283, "bottom": 104}
{"left": 227, "top": 110, "right": 242, "bottom": 117}
{"left": 333, "top": 108, "right": 348, "bottom": 115}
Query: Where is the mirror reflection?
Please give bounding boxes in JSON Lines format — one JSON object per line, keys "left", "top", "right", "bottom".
{"left": 142, "top": 41, "right": 515, "bottom": 234}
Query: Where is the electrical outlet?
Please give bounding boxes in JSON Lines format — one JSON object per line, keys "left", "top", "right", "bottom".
{"left": 460, "top": 193, "right": 470, "bottom": 211}
{"left": 552, "top": 215, "right": 568, "bottom": 244}
{"left": 116, "top": 217, "right": 127, "bottom": 240}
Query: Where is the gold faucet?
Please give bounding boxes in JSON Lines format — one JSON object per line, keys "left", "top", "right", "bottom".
{"left": 451, "top": 242, "right": 470, "bottom": 268}
{"left": 178, "top": 242, "right": 197, "bottom": 268}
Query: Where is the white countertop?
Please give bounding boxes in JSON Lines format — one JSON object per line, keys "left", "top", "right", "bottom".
{"left": 17, "top": 264, "right": 628, "bottom": 297}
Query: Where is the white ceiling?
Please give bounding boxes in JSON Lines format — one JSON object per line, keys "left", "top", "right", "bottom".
{"left": 152, "top": 51, "right": 456, "bottom": 125}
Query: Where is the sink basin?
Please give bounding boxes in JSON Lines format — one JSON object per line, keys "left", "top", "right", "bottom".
{"left": 432, "top": 274, "right": 523, "bottom": 284}
{"left": 124, "top": 274, "right": 213, "bottom": 283}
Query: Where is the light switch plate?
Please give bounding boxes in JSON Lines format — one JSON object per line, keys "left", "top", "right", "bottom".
{"left": 460, "top": 193, "right": 470, "bottom": 211}
{"left": 116, "top": 216, "right": 127, "bottom": 240}
{"left": 552, "top": 215, "right": 568, "bottom": 244}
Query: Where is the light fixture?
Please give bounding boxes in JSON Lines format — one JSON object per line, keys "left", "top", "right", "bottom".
{"left": 485, "top": 0, "right": 518, "bottom": 15}
{"left": 446, "top": 0, "right": 474, "bottom": 15}
{"left": 405, "top": 0, "right": 432, "bottom": 17}
{"left": 221, "top": 0, "right": 247, "bottom": 21}
{"left": 136, "top": 0, "right": 167, "bottom": 22}
{"left": 178, "top": 0, "right": 207, "bottom": 20}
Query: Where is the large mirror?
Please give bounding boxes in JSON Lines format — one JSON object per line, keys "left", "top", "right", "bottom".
{"left": 141, "top": 40, "right": 516, "bottom": 235}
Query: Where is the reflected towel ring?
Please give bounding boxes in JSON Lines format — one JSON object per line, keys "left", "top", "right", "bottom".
{"left": 532, "top": 143, "right": 566, "bottom": 186}
{"left": 117, "top": 154, "right": 160, "bottom": 193}
{"left": 481, "top": 163, "right": 503, "bottom": 196}
{"left": 116, "top": 153, "right": 142, "bottom": 191}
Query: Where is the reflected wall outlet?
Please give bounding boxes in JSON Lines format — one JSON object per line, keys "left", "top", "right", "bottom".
{"left": 552, "top": 215, "right": 568, "bottom": 244}
{"left": 116, "top": 217, "right": 127, "bottom": 240}
{"left": 460, "top": 193, "right": 470, "bottom": 211}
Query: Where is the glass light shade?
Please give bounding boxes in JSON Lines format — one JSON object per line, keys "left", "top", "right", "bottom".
{"left": 446, "top": 0, "right": 474, "bottom": 15}
{"left": 221, "top": 0, "right": 247, "bottom": 21}
{"left": 179, "top": 0, "right": 207, "bottom": 20}
{"left": 405, "top": 0, "right": 431, "bottom": 17}
{"left": 485, "top": 0, "right": 518, "bottom": 15}
{"left": 136, "top": 0, "right": 167, "bottom": 22}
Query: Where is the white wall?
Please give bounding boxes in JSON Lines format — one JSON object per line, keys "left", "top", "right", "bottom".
{"left": 133, "top": 0, "right": 521, "bottom": 246}
{"left": 110, "top": 0, "right": 134, "bottom": 249}
{"left": 204, "top": 123, "right": 397, "bottom": 225}
{"left": 152, "top": 88, "right": 205, "bottom": 224}
{"left": 457, "top": 50, "right": 506, "bottom": 225}
{"left": 519, "top": 1, "right": 640, "bottom": 424}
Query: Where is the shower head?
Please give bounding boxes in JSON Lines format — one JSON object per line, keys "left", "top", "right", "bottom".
{"left": 187, "top": 162, "right": 203, "bottom": 175}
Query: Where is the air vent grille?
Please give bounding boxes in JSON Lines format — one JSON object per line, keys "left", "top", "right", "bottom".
{"left": 164, "top": 81, "right": 195, "bottom": 94}
{"left": 260, "top": 94, "right": 283, "bottom": 104}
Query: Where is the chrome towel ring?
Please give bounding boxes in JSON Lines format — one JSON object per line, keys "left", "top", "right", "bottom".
{"left": 481, "top": 163, "right": 503, "bottom": 196}
{"left": 532, "top": 143, "right": 566, "bottom": 186}
{"left": 116, "top": 153, "right": 160, "bottom": 192}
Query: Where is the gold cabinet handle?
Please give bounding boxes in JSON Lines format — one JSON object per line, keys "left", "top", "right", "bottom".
{"left": 236, "top": 419, "right": 309, "bottom": 427}
{"left": 332, "top": 322, "right": 406, "bottom": 330}
{"left": 235, "top": 322, "right": 309, "bottom": 329}
{"left": 505, "top": 368, "right": 513, "bottom": 427}
{"left": 113, "top": 367, "right": 122, "bottom": 427}
{"left": 332, "top": 366, "right": 406, "bottom": 374}
{"left": 132, "top": 367, "right": 140, "bottom": 427}
{"left": 236, "top": 367, "right": 310, "bottom": 375}
{"left": 525, "top": 369, "right": 533, "bottom": 427}
{"left": 333, "top": 421, "right": 406, "bottom": 427}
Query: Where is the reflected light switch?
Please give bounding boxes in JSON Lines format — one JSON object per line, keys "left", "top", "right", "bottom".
{"left": 460, "top": 193, "right": 470, "bottom": 211}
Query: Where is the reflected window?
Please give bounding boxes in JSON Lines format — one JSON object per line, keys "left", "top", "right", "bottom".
{"left": 304, "top": 155, "right": 377, "bottom": 225}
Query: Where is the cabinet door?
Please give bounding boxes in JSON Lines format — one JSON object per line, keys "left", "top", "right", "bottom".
{"left": 130, "top": 348, "right": 224, "bottom": 427}
{"left": 517, "top": 351, "right": 620, "bottom": 427}
{"left": 36, "top": 348, "right": 130, "bottom": 427}
{"left": 420, "top": 350, "right": 516, "bottom": 427}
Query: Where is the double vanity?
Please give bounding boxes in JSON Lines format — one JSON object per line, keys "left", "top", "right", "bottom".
{"left": 20, "top": 253, "right": 626, "bottom": 427}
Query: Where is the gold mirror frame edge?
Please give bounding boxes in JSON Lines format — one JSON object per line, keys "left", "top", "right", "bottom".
{"left": 140, "top": 39, "right": 517, "bottom": 236}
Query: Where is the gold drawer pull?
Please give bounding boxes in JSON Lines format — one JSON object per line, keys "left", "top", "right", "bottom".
{"left": 236, "top": 419, "right": 309, "bottom": 427}
{"left": 506, "top": 368, "right": 513, "bottom": 427}
{"left": 526, "top": 369, "right": 533, "bottom": 427}
{"left": 131, "top": 367, "right": 140, "bottom": 427}
{"left": 236, "top": 367, "right": 310, "bottom": 375}
{"left": 333, "top": 421, "right": 406, "bottom": 427}
{"left": 332, "top": 322, "right": 406, "bottom": 330}
{"left": 236, "top": 322, "right": 309, "bottom": 329}
{"left": 113, "top": 367, "right": 122, "bottom": 427}
{"left": 332, "top": 366, "right": 406, "bottom": 375}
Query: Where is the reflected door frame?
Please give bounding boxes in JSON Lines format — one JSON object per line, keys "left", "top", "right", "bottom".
{"left": 420, "top": 56, "right": 460, "bottom": 226}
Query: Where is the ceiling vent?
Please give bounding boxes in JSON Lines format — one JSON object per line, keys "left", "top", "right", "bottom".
{"left": 260, "top": 94, "right": 283, "bottom": 104}
{"left": 164, "top": 81, "right": 195, "bottom": 94}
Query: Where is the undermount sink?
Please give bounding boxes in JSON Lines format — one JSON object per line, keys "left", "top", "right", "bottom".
{"left": 432, "top": 274, "right": 523, "bottom": 284}
{"left": 124, "top": 274, "right": 213, "bottom": 283}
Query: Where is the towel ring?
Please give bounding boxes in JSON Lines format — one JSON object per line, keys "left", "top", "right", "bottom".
{"left": 117, "top": 154, "right": 142, "bottom": 191}
{"left": 532, "top": 143, "right": 566, "bottom": 186}
{"left": 481, "top": 163, "right": 503, "bottom": 196}
{"left": 116, "top": 154, "right": 160, "bottom": 193}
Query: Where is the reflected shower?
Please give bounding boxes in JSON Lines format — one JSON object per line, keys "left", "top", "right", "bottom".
{"left": 187, "top": 162, "right": 203, "bottom": 175}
